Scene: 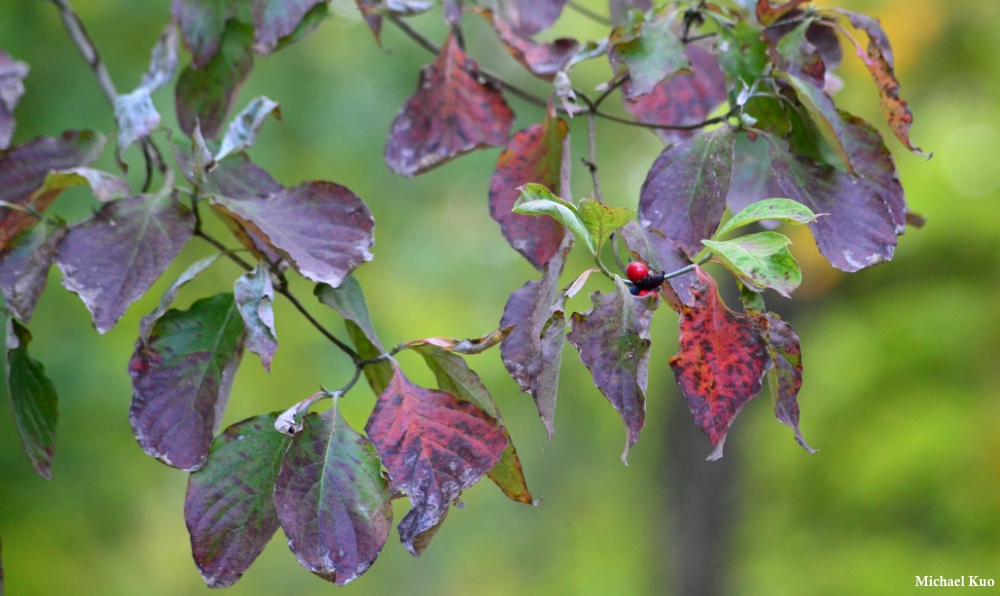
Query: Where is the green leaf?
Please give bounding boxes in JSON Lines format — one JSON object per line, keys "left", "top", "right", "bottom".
{"left": 703, "top": 232, "right": 802, "bottom": 298}
{"left": 513, "top": 183, "right": 595, "bottom": 254}
{"left": 577, "top": 198, "right": 634, "bottom": 256}
{"left": 412, "top": 344, "right": 499, "bottom": 419}
{"left": 715, "top": 198, "right": 820, "bottom": 238}
{"left": 5, "top": 319, "right": 58, "bottom": 478}
{"left": 608, "top": 7, "right": 690, "bottom": 98}
{"left": 780, "top": 73, "right": 855, "bottom": 174}
{"left": 315, "top": 277, "right": 392, "bottom": 395}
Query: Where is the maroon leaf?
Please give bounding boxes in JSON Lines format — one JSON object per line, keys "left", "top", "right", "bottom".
{"left": 499, "top": 241, "right": 570, "bottom": 439}
{"left": 750, "top": 311, "right": 814, "bottom": 453}
{"left": 638, "top": 126, "right": 735, "bottom": 258}
{"left": 619, "top": 221, "right": 695, "bottom": 307}
{"left": 212, "top": 181, "right": 374, "bottom": 288}
{"left": 176, "top": 21, "right": 254, "bottom": 139}
{"left": 365, "top": 364, "right": 507, "bottom": 556}
{"left": 234, "top": 264, "right": 278, "bottom": 372}
{"left": 0, "top": 220, "right": 67, "bottom": 322}
{"left": 129, "top": 293, "right": 246, "bottom": 471}
{"left": 201, "top": 154, "right": 285, "bottom": 263}
{"left": 185, "top": 413, "right": 292, "bottom": 588}
{"left": 670, "top": 269, "right": 770, "bottom": 460}
{"left": 767, "top": 132, "right": 898, "bottom": 272}
{"left": 497, "top": 0, "right": 569, "bottom": 36}
{"left": 384, "top": 31, "right": 514, "bottom": 177}
{"left": 55, "top": 193, "right": 195, "bottom": 334}
{"left": 837, "top": 111, "right": 906, "bottom": 232}
{"left": 567, "top": 279, "right": 657, "bottom": 463}
{"left": 623, "top": 44, "right": 727, "bottom": 144}
{"left": 5, "top": 319, "right": 58, "bottom": 479}
{"left": 253, "top": 0, "right": 326, "bottom": 54}
{"left": 489, "top": 107, "right": 569, "bottom": 269}
{"left": 476, "top": 8, "right": 580, "bottom": 80}
{"left": 0, "top": 131, "right": 104, "bottom": 250}
{"left": 0, "top": 50, "right": 29, "bottom": 150}
{"left": 276, "top": 406, "right": 393, "bottom": 584}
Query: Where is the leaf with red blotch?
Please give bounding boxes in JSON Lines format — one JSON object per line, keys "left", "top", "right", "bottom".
{"left": 837, "top": 111, "right": 906, "bottom": 232}
{"left": 624, "top": 44, "right": 727, "bottom": 144}
{"left": 385, "top": 32, "right": 513, "bottom": 177}
{"left": 500, "top": 241, "right": 570, "bottom": 439}
{"left": 176, "top": 21, "right": 254, "bottom": 139}
{"left": 129, "top": 293, "right": 246, "bottom": 471}
{"left": 5, "top": 319, "right": 58, "bottom": 478}
{"left": 365, "top": 364, "right": 508, "bottom": 556}
{"left": 55, "top": 194, "right": 195, "bottom": 334}
{"left": 489, "top": 107, "right": 569, "bottom": 269}
{"left": 0, "top": 131, "right": 104, "bottom": 250}
{"left": 609, "top": 7, "right": 690, "bottom": 99}
{"left": 619, "top": 221, "right": 694, "bottom": 308}
{"left": 235, "top": 263, "right": 278, "bottom": 372}
{"left": 475, "top": 8, "right": 579, "bottom": 80}
{"left": 497, "top": 0, "right": 569, "bottom": 36}
{"left": 211, "top": 181, "right": 374, "bottom": 288}
{"left": 0, "top": 221, "right": 67, "bottom": 322}
{"left": 766, "top": 132, "right": 899, "bottom": 272}
{"left": 568, "top": 278, "right": 657, "bottom": 463}
{"left": 185, "top": 412, "right": 291, "bottom": 588}
{"left": 0, "top": 50, "right": 29, "bottom": 150}
{"left": 755, "top": 0, "right": 810, "bottom": 26}
{"left": 276, "top": 405, "right": 393, "bottom": 584}
{"left": 749, "top": 311, "right": 815, "bottom": 453}
{"left": 670, "top": 269, "right": 770, "bottom": 460}
{"left": 638, "top": 126, "right": 735, "bottom": 259}
{"left": 833, "top": 10, "right": 927, "bottom": 157}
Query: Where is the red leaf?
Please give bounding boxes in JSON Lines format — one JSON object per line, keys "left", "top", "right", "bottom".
{"left": 489, "top": 107, "right": 569, "bottom": 269}
{"left": 384, "top": 31, "right": 514, "bottom": 177}
{"left": 0, "top": 50, "right": 29, "bottom": 150}
{"left": 638, "top": 126, "right": 735, "bottom": 258}
{"left": 497, "top": 0, "right": 569, "bottom": 36}
{"left": 623, "top": 45, "right": 727, "bottom": 144}
{"left": 567, "top": 279, "right": 657, "bottom": 463}
{"left": 669, "top": 269, "right": 770, "bottom": 460}
{"left": 476, "top": 8, "right": 580, "bottom": 80}
{"left": 365, "top": 364, "right": 507, "bottom": 556}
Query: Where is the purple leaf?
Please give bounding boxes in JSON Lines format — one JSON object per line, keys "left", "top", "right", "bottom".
{"left": 0, "top": 50, "right": 29, "bottom": 150}
{"left": 497, "top": 0, "right": 569, "bottom": 36}
{"left": 365, "top": 364, "right": 507, "bottom": 556}
{"left": 837, "top": 111, "right": 906, "bottom": 232}
{"left": 55, "top": 193, "right": 195, "bottom": 334}
{"left": 235, "top": 263, "right": 278, "bottom": 372}
{"left": 172, "top": 0, "right": 236, "bottom": 68}
{"left": 476, "top": 8, "right": 580, "bottom": 80}
{"left": 727, "top": 131, "right": 784, "bottom": 217}
{"left": 385, "top": 32, "right": 514, "bottom": 177}
{"left": 567, "top": 279, "right": 656, "bottom": 463}
{"left": 0, "top": 220, "right": 67, "bottom": 322}
{"left": 253, "top": 0, "right": 327, "bottom": 55}
{"left": 129, "top": 293, "right": 246, "bottom": 471}
{"left": 212, "top": 180, "right": 374, "bottom": 288}
{"left": 443, "top": 0, "right": 462, "bottom": 24}
{"left": 750, "top": 311, "right": 814, "bottom": 453}
{"left": 185, "top": 412, "right": 292, "bottom": 588}
{"left": 176, "top": 21, "right": 254, "bottom": 139}
{"left": 5, "top": 319, "right": 58, "bottom": 479}
{"left": 499, "top": 241, "right": 570, "bottom": 439}
{"left": 638, "top": 126, "right": 735, "bottom": 258}
{"left": 275, "top": 406, "right": 392, "bottom": 585}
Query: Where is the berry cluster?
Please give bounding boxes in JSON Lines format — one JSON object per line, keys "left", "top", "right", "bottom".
{"left": 625, "top": 262, "right": 665, "bottom": 297}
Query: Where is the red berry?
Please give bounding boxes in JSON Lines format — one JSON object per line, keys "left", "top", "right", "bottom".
{"left": 626, "top": 261, "right": 649, "bottom": 283}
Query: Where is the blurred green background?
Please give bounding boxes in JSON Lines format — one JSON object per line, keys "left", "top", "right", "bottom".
{"left": 1, "top": 0, "right": 997, "bottom": 594}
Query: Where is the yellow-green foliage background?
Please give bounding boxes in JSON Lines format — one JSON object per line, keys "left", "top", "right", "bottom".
{"left": 0, "top": 0, "right": 996, "bottom": 594}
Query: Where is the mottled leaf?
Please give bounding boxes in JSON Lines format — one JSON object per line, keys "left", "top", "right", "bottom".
{"left": 568, "top": 278, "right": 656, "bottom": 463}
{"left": 489, "top": 108, "right": 569, "bottom": 269}
{"left": 216, "top": 96, "right": 281, "bottom": 161}
{"left": 499, "top": 241, "right": 570, "bottom": 439}
{"left": 56, "top": 193, "right": 195, "bottom": 334}
{"left": 577, "top": 198, "right": 634, "bottom": 256}
{"left": 139, "top": 253, "right": 223, "bottom": 342}
{"left": 702, "top": 231, "right": 801, "bottom": 297}
{"left": 609, "top": 8, "right": 690, "bottom": 99}
{"left": 172, "top": 0, "right": 235, "bottom": 69}
{"left": 624, "top": 44, "right": 727, "bottom": 144}
{"left": 0, "top": 131, "right": 104, "bottom": 250}
{"left": 115, "top": 26, "right": 179, "bottom": 162}
{"left": 766, "top": 18, "right": 825, "bottom": 87}
{"left": 403, "top": 326, "right": 512, "bottom": 356}
{"left": 476, "top": 8, "right": 580, "bottom": 80}
{"left": 619, "top": 221, "right": 696, "bottom": 308}
{"left": 185, "top": 412, "right": 292, "bottom": 588}
{"left": 715, "top": 197, "right": 819, "bottom": 238}
{"left": 176, "top": 20, "right": 254, "bottom": 139}
{"left": 385, "top": 31, "right": 513, "bottom": 177}
{"left": 716, "top": 21, "right": 769, "bottom": 103}
{"left": 5, "top": 319, "right": 58, "bottom": 478}
{"left": 315, "top": 276, "right": 392, "bottom": 394}
{"left": 0, "top": 221, "right": 67, "bottom": 322}
{"left": 750, "top": 311, "right": 814, "bottom": 452}
{"left": 276, "top": 405, "right": 392, "bottom": 584}
{"left": 129, "top": 293, "right": 245, "bottom": 471}
{"left": 670, "top": 269, "right": 770, "bottom": 460}
{"left": 365, "top": 365, "right": 507, "bottom": 556}
{"left": 497, "top": 0, "right": 569, "bottom": 36}
{"left": 211, "top": 180, "right": 374, "bottom": 287}
{"left": 780, "top": 72, "right": 854, "bottom": 173}
{"left": 638, "top": 126, "right": 735, "bottom": 258}
{"left": 513, "top": 183, "right": 593, "bottom": 255}
{"left": 0, "top": 50, "right": 29, "bottom": 150}
{"left": 755, "top": 0, "right": 809, "bottom": 26}
{"left": 253, "top": 0, "right": 326, "bottom": 54}
{"left": 235, "top": 263, "right": 278, "bottom": 372}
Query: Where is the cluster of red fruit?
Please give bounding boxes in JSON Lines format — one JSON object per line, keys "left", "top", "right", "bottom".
{"left": 625, "top": 262, "right": 665, "bottom": 297}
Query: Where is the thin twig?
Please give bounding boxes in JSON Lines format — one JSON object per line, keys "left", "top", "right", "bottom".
{"left": 567, "top": 1, "right": 613, "bottom": 26}
{"left": 51, "top": 0, "right": 117, "bottom": 105}
{"left": 584, "top": 111, "right": 604, "bottom": 203}
{"left": 662, "top": 253, "right": 712, "bottom": 281}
